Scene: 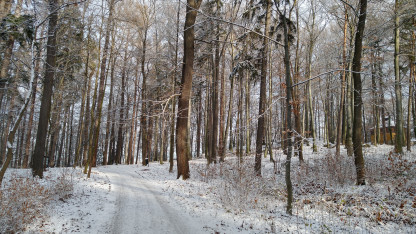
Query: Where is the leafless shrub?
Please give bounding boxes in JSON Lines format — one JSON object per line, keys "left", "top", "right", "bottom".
{"left": 0, "top": 168, "right": 76, "bottom": 233}
{"left": 217, "top": 159, "right": 274, "bottom": 211}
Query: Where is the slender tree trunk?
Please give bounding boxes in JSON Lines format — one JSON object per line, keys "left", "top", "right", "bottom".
{"left": 169, "top": 0, "right": 181, "bottom": 172}
{"left": 141, "top": 28, "right": 149, "bottom": 166}
{"left": 74, "top": 23, "right": 94, "bottom": 168}
{"left": 306, "top": 14, "right": 317, "bottom": 152}
{"left": 292, "top": 1, "right": 303, "bottom": 161}
{"left": 66, "top": 104, "right": 74, "bottom": 166}
{"left": 23, "top": 45, "right": 42, "bottom": 168}
{"left": 116, "top": 49, "right": 128, "bottom": 165}
{"left": 56, "top": 107, "right": 69, "bottom": 167}
{"left": 0, "top": 94, "right": 15, "bottom": 165}
{"left": 128, "top": 67, "right": 139, "bottom": 165}
{"left": 278, "top": 2, "right": 294, "bottom": 215}
{"left": 255, "top": 0, "right": 270, "bottom": 176}
{"left": 135, "top": 129, "right": 141, "bottom": 164}
{"left": 102, "top": 30, "right": 116, "bottom": 165}
{"left": 196, "top": 88, "right": 202, "bottom": 158}
{"left": 394, "top": 0, "right": 403, "bottom": 153}
{"left": 410, "top": 28, "right": 415, "bottom": 143}
{"left": 109, "top": 96, "right": 117, "bottom": 165}
{"left": 245, "top": 72, "right": 251, "bottom": 155}
{"left": 16, "top": 113, "right": 26, "bottom": 168}
{"left": 237, "top": 69, "right": 244, "bottom": 161}
{"left": 218, "top": 48, "right": 226, "bottom": 162}
{"left": 351, "top": 0, "right": 367, "bottom": 186}
{"left": 336, "top": 6, "right": 348, "bottom": 155}
{"left": 48, "top": 104, "right": 62, "bottom": 168}
{"left": 87, "top": 0, "right": 115, "bottom": 178}
{"left": 0, "top": 92, "right": 31, "bottom": 185}
{"left": 407, "top": 69, "right": 412, "bottom": 151}
{"left": 370, "top": 55, "right": 379, "bottom": 145}
{"left": 225, "top": 35, "right": 235, "bottom": 153}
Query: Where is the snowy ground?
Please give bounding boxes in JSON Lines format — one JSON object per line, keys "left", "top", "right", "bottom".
{"left": 1, "top": 143, "right": 415, "bottom": 233}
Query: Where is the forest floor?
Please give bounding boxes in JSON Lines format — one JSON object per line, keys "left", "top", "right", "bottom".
{"left": 1, "top": 143, "right": 416, "bottom": 233}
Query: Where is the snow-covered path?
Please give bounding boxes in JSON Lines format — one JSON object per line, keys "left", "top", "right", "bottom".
{"left": 99, "top": 166, "right": 206, "bottom": 234}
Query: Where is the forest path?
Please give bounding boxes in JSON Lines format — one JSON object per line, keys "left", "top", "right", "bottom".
{"left": 98, "top": 165, "right": 206, "bottom": 234}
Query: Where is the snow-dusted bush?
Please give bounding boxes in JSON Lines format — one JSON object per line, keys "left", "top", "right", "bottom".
{"left": 0, "top": 168, "right": 75, "bottom": 233}
{"left": 192, "top": 157, "right": 277, "bottom": 212}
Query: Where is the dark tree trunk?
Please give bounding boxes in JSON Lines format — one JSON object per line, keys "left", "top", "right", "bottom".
{"left": 255, "top": 0, "right": 271, "bottom": 176}
{"left": 196, "top": 88, "right": 202, "bottom": 159}
{"left": 115, "top": 49, "right": 128, "bottom": 165}
{"left": 32, "top": 0, "right": 58, "bottom": 178}
{"left": 141, "top": 28, "right": 149, "bottom": 166}
{"left": 351, "top": 0, "right": 367, "bottom": 186}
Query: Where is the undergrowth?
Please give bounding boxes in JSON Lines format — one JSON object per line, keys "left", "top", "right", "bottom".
{"left": 191, "top": 146, "right": 416, "bottom": 232}
{"left": 0, "top": 168, "right": 75, "bottom": 233}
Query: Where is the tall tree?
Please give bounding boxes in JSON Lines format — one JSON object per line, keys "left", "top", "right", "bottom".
{"left": 394, "top": 0, "right": 403, "bottom": 153}
{"left": 169, "top": 0, "right": 181, "bottom": 172}
{"left": 176, "top": 0, "right": 202, "bottom": 180}
{"left": 336, "top": 3, "right": 349, "bottom": 156}
{"left": 255, "top": 0, "right": 271, "bottom": 176}
{"left": 351, "top": 0, "right": 367, "bottom": 186}
{"left": 32, "top": 0, "right": 59, "bottom": 178}
{"left": 87, "top": 0, "right": 115, "bottom": 178}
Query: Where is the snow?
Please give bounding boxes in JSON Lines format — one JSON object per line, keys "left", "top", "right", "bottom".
{"left": 1, "top": 143, "right": 415, "bottom": 233}
{"left": 7, "top": 141, "right": 12, "bottom": 149}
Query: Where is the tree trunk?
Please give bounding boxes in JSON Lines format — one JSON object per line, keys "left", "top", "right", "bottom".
{"left": 394, "top": 0, "right": 403, "bottom": 153}
{"left": 169, "top": 0, "right": 181, "bottom": 172}
{"left": 102, "top": 30, "right": 117, "bottom": 165}
{"left": 255, "top": 0, "right": 270, "bottom": 176}
{"left": 196, "top": 88, "right": 202, "bottom": 159}
{"left": 0, "top": 93, "right": 31, "bottom": 185}
{"left": 218, "top": 46, "right": 226, "bottom": 162}
{"left": 115, "top": 49, "right": 128, "bottom": 165}
{"left": 141, "top": 28, "right": 149, "bottom": 166}
{"left": 87, "top": 0, "right": 115, "bottom": 178}
{"left": 0, "top": 94, "right": 15, "bottom": 165}
{"left": 32, "top": 0, "right": 58, "bottom": 178}
{"left": 23, "top": 45, "right": 42, "bottom": 168}
{"left": 56, "top": 107, "right": 69, "bottom": 167}
{"left": 351, "top": 0, "right": 367, "bottom": 186}
{"left": 407, "top": 68, "right": 412, "bottom": 151}
{"left": 336, "top": 7, "right": 348, "bottom": 155}
{"left": 176, "top": 0, "right": 202, "bottom": 180}
{"left": 279, "top": 2, "right": 294, "bottom": 215}
{"left": 293, "top": 1, "right": 303, "bottom": 161}
{"left": 66, "top": 104, "right": 74, "bottom": 166}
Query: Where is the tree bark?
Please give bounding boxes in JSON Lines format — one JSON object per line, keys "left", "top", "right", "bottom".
{"left": 140, "top": 27, "right": 149, "bottom": 166}
{"left": 115, "top": 48, "right": 128, "bottom": 165}
{"left": 169, "top": 0, "right": 180, "bottom": 172}
{"left": 87, "top": 0, "right": 115, "bottom": 178}
{"left": 176, "top": 0, "right": 202, "bottom": 179}
{"left": 336, "top": 6, "right": 348, "bottom": 155}
{"left": 255, "top": 0, "right": 271, "bottom": 176}
{"left": 23, "top": 45, "right": 42, "bottom": 168}
{"left": 394, "top": 0, "right": 403, "bottom": 153}
{"left": 32, "top": 0, "right": 58, "bottom": 178}
{"left": 351, "top": 0, "right": 367, "bottom": 186}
